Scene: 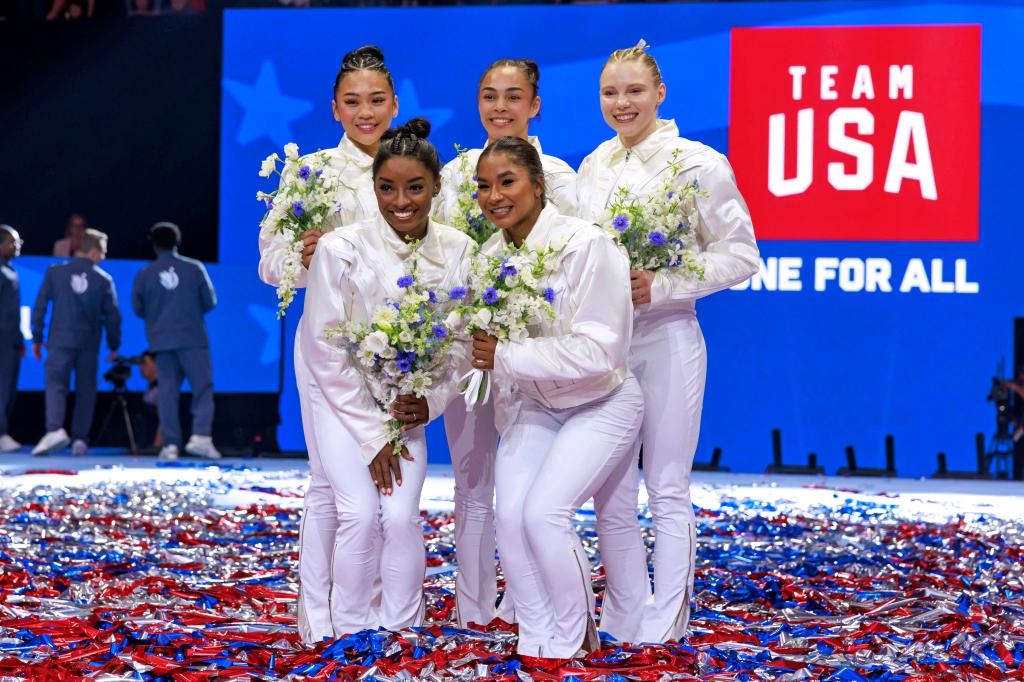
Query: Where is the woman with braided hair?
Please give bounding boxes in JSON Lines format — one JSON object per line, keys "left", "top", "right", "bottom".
{"left": 256, "top": 45, "right": 400, "bottom": 643}
{"left": 299, "top": 118, "right": 474, "bottom": 636}
{"left": 432, "top": 57, "right": 579, "bottom": 629}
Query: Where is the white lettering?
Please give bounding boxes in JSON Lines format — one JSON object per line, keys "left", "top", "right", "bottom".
{"left": 768, "top": 109, "right": 814, "bottom": 197}
{"left": 820, "top": 65, "right": 839, "bottom": 100}
{"left": 885, "top": 111, "right": 937, "bottom": 200}
{"left": 851, "top": 65, "right": 875, "bottom": 100}
{"left": 828, "top": 108, "right": 875, "bottom": 191}
{"left": 899, "top": 258, "right": 930, "bottom": 292}
{"left": 789, "top": 65, "right": 807, "bottom": 100}
{"left": 889, "top": 65, "right": 914, "bottom": 99}
{"left": 814, "top": 257, "right": 839, "bottom": 291}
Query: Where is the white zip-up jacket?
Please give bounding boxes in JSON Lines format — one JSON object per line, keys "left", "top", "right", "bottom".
{"left": 258, "top": 135, "right": 378, "bottom": 290}
{"left": 577, "top": 119, "right": 759, "bottom": 323}
{"left": 433, "top": 136, "right": 578, "bottom": 224}
{"left": 485, "top": 204, "right": 633, "bottom": 431}
{"left": 299, "top": 215, "right": 475, "bottom": 464}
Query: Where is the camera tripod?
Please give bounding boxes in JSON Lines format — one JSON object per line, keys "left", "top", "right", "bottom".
{"left": 94, "top": 384, "right": 139, "bottom": 454}
{"left": 986, "top": 432, "right": 1016, "bottom": 480}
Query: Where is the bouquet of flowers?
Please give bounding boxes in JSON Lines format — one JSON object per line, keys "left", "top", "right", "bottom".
{"left": 257, "top": 142, "right": 347, "bottom": 318}
{"left": 325, "top": 255, "right": 465, "bottom": 451}
{"left": 446, "top": 144, "right": 497, "bottom": 246}
{"left": 453, "top": 245, "right": 558, "bottom": 409}
{"left": 601, "top": 149, "right": 707, "bottom": 279}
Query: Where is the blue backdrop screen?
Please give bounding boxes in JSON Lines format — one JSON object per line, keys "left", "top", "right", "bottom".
{"left": 211, "top": 1, "right": 1024, "bottom": 475}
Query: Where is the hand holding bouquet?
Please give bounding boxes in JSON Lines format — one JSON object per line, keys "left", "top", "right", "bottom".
{"left": 257, "top": 143, "right": 348, "bottom": 318}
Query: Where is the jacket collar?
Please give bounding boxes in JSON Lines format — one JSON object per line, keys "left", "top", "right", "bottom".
{"left": 496, "top": 203, "right": 560, "bottom": 252}
{"left": 376, "top": 213, "right": 447, "bottom": 268}
{"left": 338, "top": 134, "right": 375, "bottom": 172}
{"left": 607, "top": 119, "right": 678, "bottom": 164}
{"left": 483, "top": 135, "right": 544, "bottom": 156}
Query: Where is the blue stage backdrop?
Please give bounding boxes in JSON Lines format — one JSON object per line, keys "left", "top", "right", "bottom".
{"left": 26, "top": 0, "right": 1019, "bottom": 477}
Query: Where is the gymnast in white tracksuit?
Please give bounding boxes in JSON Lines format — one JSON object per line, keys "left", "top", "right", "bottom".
{"left": 470, "top": 136, "right": 644, "bottom": 658}
{"left": 431, "top": 58, "right": 577, "bottom": 627}
{"left": 576, "top": 43, "right": 760, "bottom": 643}
{"left": 256, "top": 45, "right": 398, "bottom": 643}
{"left": 299, "top": 118, "right": 474, "bottom": 635}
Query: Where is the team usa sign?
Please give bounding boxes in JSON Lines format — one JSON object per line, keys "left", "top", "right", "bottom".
{"left": 728, "top": 25, "right": 981, "bottom": 293}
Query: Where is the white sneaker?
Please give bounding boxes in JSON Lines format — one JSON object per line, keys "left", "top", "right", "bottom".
{"left": 32, "top": 428, "right": 70, "bottom": 456}
{"left": 0, "top": 434, "right": 21, "bottom": 452}
{"left": 185, "top": 435, "right": 221, "bottom": 460}
{"left": 158, "top": 444, "right": 179, "bottom": 461}
{"left": 71, "top": 439, "right": 88, "bottom": 456}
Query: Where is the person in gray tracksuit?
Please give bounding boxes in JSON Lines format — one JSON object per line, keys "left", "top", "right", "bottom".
{"left": 0, "top": 225, "right": 25, "bottom": 452}
{"left": 131, "top": 222, "right": 219, "bottom": 460}
{"left": 31, "top": 229, "right": 121, "bottom": 455}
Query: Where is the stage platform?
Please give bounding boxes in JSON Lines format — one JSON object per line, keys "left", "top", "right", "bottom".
{"left": 0, "top": 451, "right": 1020, "bottom": 679}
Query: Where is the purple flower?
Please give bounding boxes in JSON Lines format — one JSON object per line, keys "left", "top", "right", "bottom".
{"left": 315, "top": 169, "right": 323, "bottom": 177}
{"left": 432, "top": 325, "right": 447, "bottom": 339}
{"left": 298, "top": 165, "right": 311, "bottom": 180}
{"left": 482, "top": 287, "right": 499, "bottom": 304}
{"left": 693, "top": 179, "right": 701, "bottom": 191}
{"left": 428, "top": 290, "right": 438, "bottom": 303}
{"left": 612, "top": 215, "right": 629, "bottom": 232}
{"left": 667, "top": 191, "right": 674, "bottom": 199}
{"left": 648, "top": 231, "right": 666, "bottom": 246}
{"left": 449, "top": 286, "right": 467, "bottom": 300}
{"left": 292, "top": 201, "right": 305, "bottom": 217}
{"left": 396, "top": 351, "right": 417, "bottom": 373}
{"left": 397, "top": 275, "right": 414, "bottom": 288}
{"left": 544, "top": 287, "right": 555, "bottom": 303}
{"left": 264, "top": 198, "right": 273, "bottom": 210}
{"left": 472, "top": 192, "right": 478, "bottom": 199}
{"left": 499, "top": 260, "right": 517, "bottom": 280}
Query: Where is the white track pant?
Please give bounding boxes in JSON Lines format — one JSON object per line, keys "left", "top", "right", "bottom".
{"left": 306, "top": 380, "right": 428, "bottom": 635}
{"left": 631, "top": 315, "right": 706, "bottom": 643}
{"left": 443, "top": 399, "right": 504, "bottom": 627}
{"left": 495, "top": 375, "right": 644, "bottom": 658}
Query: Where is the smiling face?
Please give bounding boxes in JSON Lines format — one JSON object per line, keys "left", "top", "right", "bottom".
{"left": 475, "top": 151, "right": 544, "bottom": 246}
{"left": 478, "top": 66, "right": 540, "bottom": 144}
{"left": 599, "top": 60, "right": 666, "bottom": 148}
{"left": 374, "top": 156, "right": 439, "bottom": 242}
{"left": 332, "top": 70, "right": 398, "bottom": 157}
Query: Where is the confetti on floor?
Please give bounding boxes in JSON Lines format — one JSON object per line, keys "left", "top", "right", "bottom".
{"left": 0, "top": 458, "right": 1021, "bottom": 680}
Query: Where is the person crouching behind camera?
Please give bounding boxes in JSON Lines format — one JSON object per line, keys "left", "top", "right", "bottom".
{"left": 131, "top": 222, "right": 219, "bottom": 460}
{"left": 31, "top": 228, "right": 122, "bottom": 456}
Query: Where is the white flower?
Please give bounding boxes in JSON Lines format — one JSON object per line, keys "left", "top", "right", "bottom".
{"left": 363, "top": 330, "right": 389, "bottom": 355}
{"left": 471, "top": 308, "right": 493, "bottom": 328}
{"left": 372, "top": 306, "right": 398, "bottom": 327}
{"left": 259, "top": 153, "right": 279, "bottom": 178}
{"left": 284, "top": 143, "right": 299, "bottom": 160}
{"left": 444, "top": 310, "right": 463, "bottom": 330}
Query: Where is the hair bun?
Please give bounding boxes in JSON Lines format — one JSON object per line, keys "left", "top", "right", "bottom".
{"left": 400, "top": 117, "right": 431, "bottom": 140}
{"left": 520, "top": 58, "right": 540, "bottom": 83}
{"left": 343, "top": 45, "right": 385, "bottom": 68}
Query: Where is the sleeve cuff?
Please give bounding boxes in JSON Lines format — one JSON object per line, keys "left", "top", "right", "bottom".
{"left": 359, "top": 432, "right": 392, "bottom": 466}
{"left": 493, "top": 341, "right": 517, "bottom": 381}
{"left": 650, "top": 271, "right": 672, "bottom": 308}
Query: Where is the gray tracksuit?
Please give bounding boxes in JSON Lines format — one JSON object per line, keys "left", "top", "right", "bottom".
{"left": 0, "top": 258, "right": 24, "bottom": 436}
{"left": 31, "top": 257, "right": 121, "bottom": 440}
{"left": 131, "top": 249, "right": 217, "bottom": 447}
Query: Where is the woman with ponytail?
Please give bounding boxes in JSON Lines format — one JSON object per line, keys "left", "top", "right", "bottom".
{"left": 432, "top": 57, "right": 578, "bottom": 629}
{"left": 576, "top": 40, "right": 759, "bottom": 644}
{"left": 299, "top": 118, "right": 474, "bottom": 636}
{"left": 256, "top": 45, "right": 400, "bottom": 643}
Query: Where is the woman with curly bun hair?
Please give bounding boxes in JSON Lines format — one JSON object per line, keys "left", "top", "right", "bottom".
{"left": 299, "top": 118, "right": 474, "bottom": 638}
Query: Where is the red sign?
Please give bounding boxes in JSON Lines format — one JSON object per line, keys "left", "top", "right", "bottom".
{"left": 729, "top": 25, "right": 980, "bottom": 241}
